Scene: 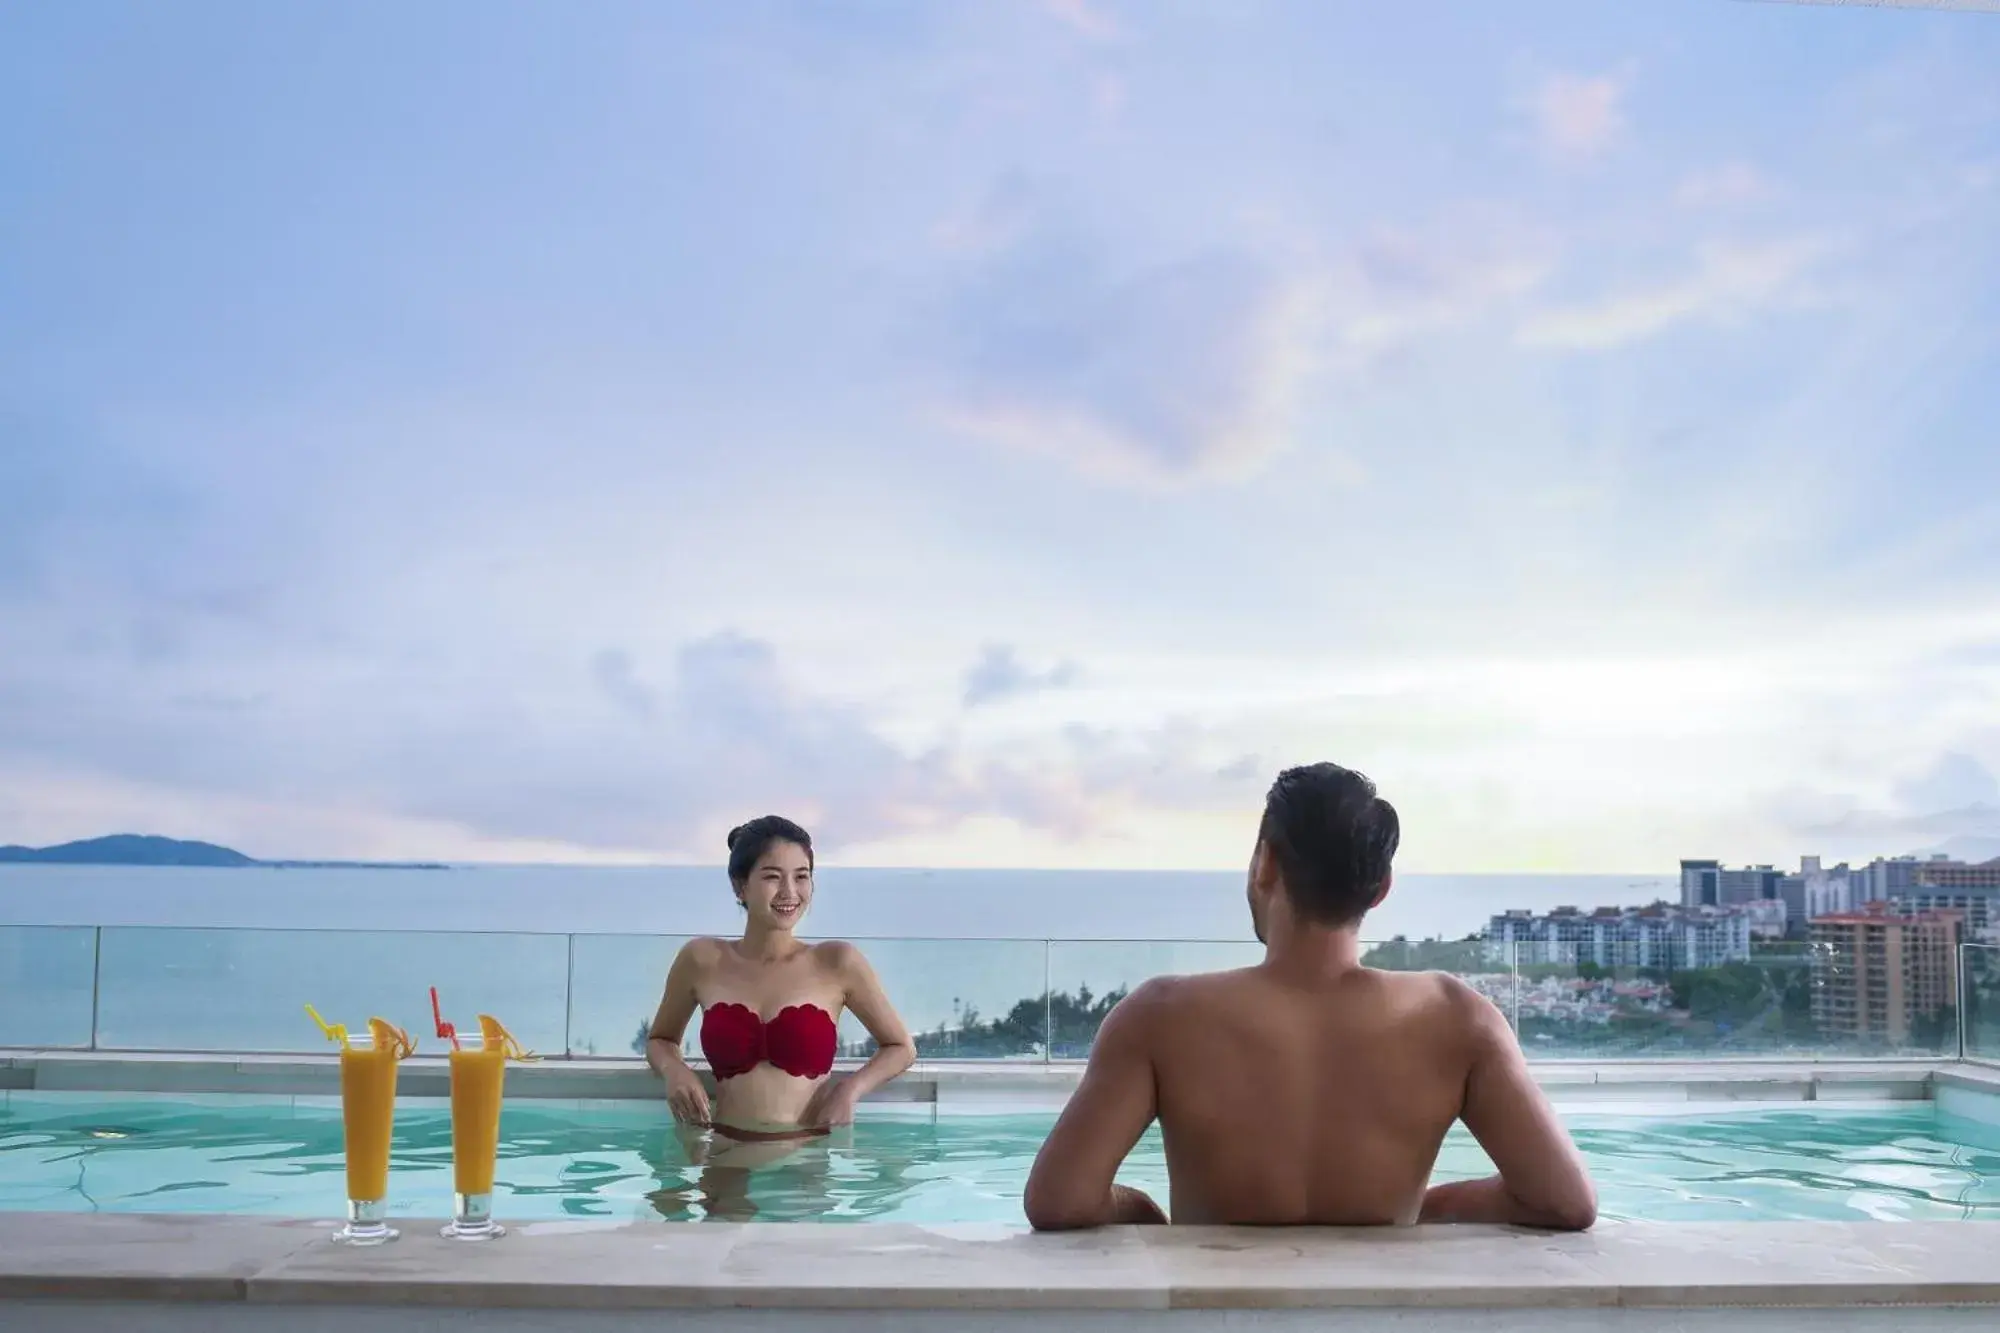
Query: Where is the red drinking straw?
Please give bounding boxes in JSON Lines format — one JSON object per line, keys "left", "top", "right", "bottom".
{"left": 430, "top": 986, "right": 461, "bottom": 1051}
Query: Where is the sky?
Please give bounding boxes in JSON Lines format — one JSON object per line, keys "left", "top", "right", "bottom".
{"left": 4, "top": 0, "right": 2000, "bottom": 873}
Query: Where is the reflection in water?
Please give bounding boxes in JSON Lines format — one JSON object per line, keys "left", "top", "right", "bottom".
{"left": 1, "top": 1099, "right": 1995, "bottom": 1223}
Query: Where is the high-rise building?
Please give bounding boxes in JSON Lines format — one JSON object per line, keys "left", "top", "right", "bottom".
{"left": 1778, "top": 873, "right": 1807, "bottom": 934}
{"left": 1915, "top": 858, "right": 2000, "bottom": 891}
{"left": 1682, "top": 859, "right": 1795, "bottom": 931}
{"left": 1903, "top": 858, "right": 2000, "bottom": 940}
{"left": 1740, "top": 897, "right": 1789, "bottom": 939}
{"left": 1680, "top": 859, "right": 1721, "bottom": 910}
{"left": 1803, "top": 856, "right": 2000, "bottom": 941}
{"left": 1803, "top": 856, "right": 1861, "bottom": 918}
{"left": 1487, "top": 904, "right": 1753, "bottom": 971}
{"left": 1853, "top": 856, "right": 1925, "bottom": 901}
{"left": 1808, "top": 908, "right": 1964, "bottom": 1046}
{"left": 1721, "top": 865, "right": 1784, "bottom": 906}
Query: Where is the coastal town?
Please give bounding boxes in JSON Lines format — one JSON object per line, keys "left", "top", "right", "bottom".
{"left": 1479, "top": 854, "right": 2000, "bottom": 1053}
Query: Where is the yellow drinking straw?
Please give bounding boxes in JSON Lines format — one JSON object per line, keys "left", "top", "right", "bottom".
{"left": 304, "top": 1003, "right": 349, "bottom": 1050}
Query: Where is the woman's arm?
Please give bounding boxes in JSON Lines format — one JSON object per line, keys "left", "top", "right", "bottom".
{"left": 804, "top": 942, "right": 915, "bottom": 1125}
{"left": 647, "top": 941, "right": 712, "bottom": 1124}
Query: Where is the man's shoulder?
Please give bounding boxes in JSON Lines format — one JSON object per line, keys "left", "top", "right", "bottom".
{"left": 1097, "top": 973, "right": 1201, "bottom": 1040}
{"left": 1378, "top": 968, "right": 1509, "bottom": 1034}
{"left": 1116, "top": 973, "right": 1185, "bottom": 1014}
{"left": 1123, "top": 968, "right": 1238, "bottom": 1008}
{"left": 1112, "top": 968, "right": 1265, "bottom": 1028}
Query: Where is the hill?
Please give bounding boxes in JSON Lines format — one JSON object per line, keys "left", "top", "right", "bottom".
{"left": 1911, "top": 835, "right": 2000, "bottom": 866}
{"left": 0, "top": 835, "right": 259, "bottom": 867}
{"left": 0, "top": 835, "right": 446, "bottom": 870}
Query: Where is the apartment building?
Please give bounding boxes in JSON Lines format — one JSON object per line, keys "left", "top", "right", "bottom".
{"left": 1807, "top": 907, "right": 1964, "bottom": 1046}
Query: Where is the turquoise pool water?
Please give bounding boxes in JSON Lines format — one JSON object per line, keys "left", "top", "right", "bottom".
{"left": 1, "top": 1095, "right": 1996, "bottom": 1224}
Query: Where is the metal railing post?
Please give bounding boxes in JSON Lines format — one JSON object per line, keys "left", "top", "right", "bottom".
{"left": 1509, "top": 940, "right": 1521, "bottom": 1034}
{"left": 1959, "top": 942, "right": 1970, "bottom": 1063}
{"left": 563, "top": 933, "right": 577, "bottom": 1059}
{"left": 88, "top": 926, "right": 103, "bottom": 1051}
{"left": 1043, "top": 939, "right": 1053, "bottom": 1063}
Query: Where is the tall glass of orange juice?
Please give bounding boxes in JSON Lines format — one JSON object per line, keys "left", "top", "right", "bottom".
{"left": 333, "top": 1018, "right": 413, "bottom": 1245}
{"left": 440, "top": 1017, "right": 515, "bottom": 1240}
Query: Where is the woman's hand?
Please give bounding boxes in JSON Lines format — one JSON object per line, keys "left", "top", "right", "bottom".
{"left": 664, "top": 1063, "right": 712, "bottom": 1126}
{"left": 646, "top": 942, "right": 712, "bottom": 1126}
{"left": 802, "top": 1077, "right": 859, "bottom": 1128}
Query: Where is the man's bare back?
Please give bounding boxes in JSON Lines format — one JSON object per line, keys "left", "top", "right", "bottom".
{"left": 1023, "top": 763, "right": 1596, "bottom": 1232}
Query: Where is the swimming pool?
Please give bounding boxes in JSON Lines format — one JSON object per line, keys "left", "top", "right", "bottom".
{"left": 2, "top": 1094, "right": 1996, "bottom": 1224}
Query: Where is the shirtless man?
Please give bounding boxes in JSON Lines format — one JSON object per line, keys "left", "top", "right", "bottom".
{"left": 1023, "top": 762, "right": 1597, "bottom": 1231}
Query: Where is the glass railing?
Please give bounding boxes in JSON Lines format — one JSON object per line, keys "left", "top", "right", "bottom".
{"left": 0, "top": 925, "right": 97, "bottom": 1048}
{"left": 0, "top": 924, "right": 1986, "bottom": 1063}
{"left": 1507, "top": 939, "right": 1893, "bottom": 1058}
{"left": 1519, "top": 937, "right": 1977, "bottom": 1060}
{"left": 93, "top": 926, "right": 570, "bottom": 1054}
{"left": 1965, "top": 943, "right": 2000, "bottom": 1064}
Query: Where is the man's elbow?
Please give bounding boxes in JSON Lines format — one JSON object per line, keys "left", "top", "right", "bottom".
{"left": 1534, "top": 1183, "right": 1598, "bottom": 1231}
{"left": 1556, "top": 1192, "right": 1598, "bottom": 1231}
{"left": 1023, "top": 1178, "right": 1096, "bottom": 1232}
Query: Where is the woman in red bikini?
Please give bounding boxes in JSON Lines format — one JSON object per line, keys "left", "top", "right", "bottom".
{"left": 645, "top": 815, "right": 914, "bottom": 1155}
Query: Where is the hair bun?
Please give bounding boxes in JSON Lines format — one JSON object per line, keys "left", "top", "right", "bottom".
{"left": 725, "top": 823, "right": 744, "bottom": 850}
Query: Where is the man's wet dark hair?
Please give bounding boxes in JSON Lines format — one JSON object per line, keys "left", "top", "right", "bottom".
{"left": 726, "top": 814, "right": 815, "bottom": 889}
{"left": 1258, "top": 763, "right": 1400, "bottom": 927}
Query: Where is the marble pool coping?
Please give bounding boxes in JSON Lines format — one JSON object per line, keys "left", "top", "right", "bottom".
{"left": 2, "top": 1213, "right": 1999, "bottom": 1312}
{"left": 6, "top": 1050, "right": 1997, "bottom": 1108}
{"left": 3, "top": 1062, "right": 1998, "bottom": 1322}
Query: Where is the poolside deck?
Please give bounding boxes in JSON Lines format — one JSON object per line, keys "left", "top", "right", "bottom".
{"left": 2, "top": 1212, "right": 1998, "bottom": 1331}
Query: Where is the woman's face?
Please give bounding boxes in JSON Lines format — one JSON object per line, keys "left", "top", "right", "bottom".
{"left": 738, "top": 838, "right": 814, "bottom": 930}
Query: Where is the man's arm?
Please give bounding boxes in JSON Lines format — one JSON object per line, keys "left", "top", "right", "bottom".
{"left": 1023, "top": 982, "right": 1168, "bottom": 1230}
{"left": 1420, "top": 982, "right": 1597, "bottom": 1230}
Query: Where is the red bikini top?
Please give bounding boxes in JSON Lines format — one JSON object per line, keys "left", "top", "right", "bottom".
{"left": 699, "top": 1002, "right": 838, "bottom": 1081}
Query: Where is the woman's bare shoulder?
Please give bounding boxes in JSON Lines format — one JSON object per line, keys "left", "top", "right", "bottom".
{"left": 805, "top": 939, "right": 872, "bottom": 977}
{"left": 673, "top": 937, "right": 732, "bottom": 969}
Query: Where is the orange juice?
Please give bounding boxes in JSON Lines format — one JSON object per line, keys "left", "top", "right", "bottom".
{"left": 446, "top": 1041, "right": 506, "bottom": 1196}
{"left": 320, "top": 1015, "right": 413, "bottom": 1246}
{"left": 338, "top": 1040, "right": 401, "bottom": 1202}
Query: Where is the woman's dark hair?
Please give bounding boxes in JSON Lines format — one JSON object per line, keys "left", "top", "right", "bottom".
{"left": 1258, "top": 763, "right": 1399, "bottom": 927}
{"left": 726, "top": 815, "right": 815, "bottom": 889}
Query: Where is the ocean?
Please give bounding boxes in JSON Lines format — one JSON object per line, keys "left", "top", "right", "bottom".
{"left": 0, "top": 865, "right": 1669, "bottom": 1058}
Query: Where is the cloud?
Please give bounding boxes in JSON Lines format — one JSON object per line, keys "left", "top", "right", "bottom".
{"left": 1893, "top": 751, "right": 2000, "bottom": 813}
{"left": 962, "top": 643, "right": 1082, "bottom": 707}
{"left": 0, "top": 623, "right": 1268, "bottom": 859}
{"left": 932, "top": 172, "right": 1042, "bottom": 256}
{"left": 925, "top": 187, "right": 1557, "bottom": 487}
{"left": 1676, "top": 162, "right": 1773, "bottom": 209}
{"left": 591, "top": 648, "right": 658, "bottom": 719}
{"left": 1771, "top": 751, "right": 2000, "bottom": 861}
{"left": 929, "top": 232, "right": 1325, "bottom": 485}
{"left": 1528, "top": 72, "right": 1628, "bottom": 160}
{"left": 1329, "top": 222, "right": 1553, "bottom": 363}
{"left": 1516, "top": 236, "right": 1836, "bottom": 351}
{"left": 967, "top": 719, "right": 1268, "bottom": 839}
{"left": 1039, "top": 0, "right": 1121, "bottom": 41}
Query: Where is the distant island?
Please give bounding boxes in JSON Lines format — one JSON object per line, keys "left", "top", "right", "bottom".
{"left": 0, "top": 834, "right": 449, "bottom": 871}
